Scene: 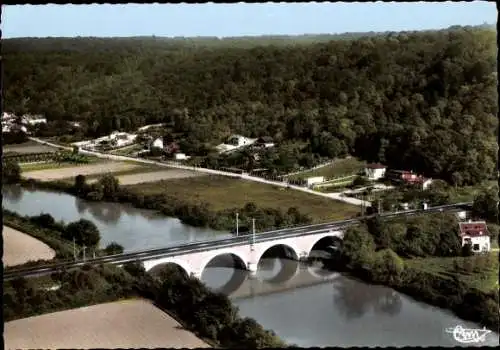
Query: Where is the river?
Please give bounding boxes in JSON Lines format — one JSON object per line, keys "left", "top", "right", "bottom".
{"left": 3, "top": 184, "right": 498, "bottom": 347}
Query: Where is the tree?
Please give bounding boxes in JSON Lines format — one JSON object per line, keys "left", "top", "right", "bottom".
{"left": 2, "top": 159, "right": 21, "bottom": 183}
{"left": 342, "top": 225, "right": 376, "bottom": 268}
{"left": 74, "top": 174, "right": 88, "bottom": 195}
{"left": 97, "top": 175, "right": 120, "bottom": 199}
{"left": 104, "top": 242, "right": 124, "bottom": 255}
{"left": 472, "top": 188, "right": 498, "bottom": 223}
{"left": 64, "top": 219, "right": 100, "bottom": 247}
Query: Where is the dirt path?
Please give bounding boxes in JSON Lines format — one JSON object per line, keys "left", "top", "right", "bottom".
{"left": 4, "top": 299, "right": 210, "bottom": 349}
{"left": 88, "top": 169, "right": 204, "bottom": 185}
{"left": 2, "top": 226, "right": 56, "bottom": 267}
{"left": 23, "top": 162, "right": 140, "bottom": 181}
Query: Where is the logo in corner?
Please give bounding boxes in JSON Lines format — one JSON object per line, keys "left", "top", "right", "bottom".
{"left": 445, "top": 325, "right": 492, "bottom": 344}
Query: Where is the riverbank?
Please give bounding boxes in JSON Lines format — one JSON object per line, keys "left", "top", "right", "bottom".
{"left": 2, "top": 226, "right": 56, "bottom": 267}
{"left": 5, "top": 299, "right": 210, "bottom": 349}
{"left": 17, "top": 175, "right": 355, "bottom": 233}
{"left": 323, "top": 224, "right": 499, "bottom": 332}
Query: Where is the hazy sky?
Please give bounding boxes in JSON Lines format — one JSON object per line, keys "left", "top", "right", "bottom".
{"left": 2, "top": 2, "right": 496, "bottom": 38}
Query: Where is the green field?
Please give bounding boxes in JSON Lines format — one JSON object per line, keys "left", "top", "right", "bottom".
{"left": 20, "top": 159, "right": 100, "bottom": 172}
{"left": 405, "top": 253, "right": 499, "bottom": 293}
{"left": 126, "top": 175, "right": 360, "bottom": 223}
{"left": 288, "top": 158, "right": 366, "bottom": 181}
{"left": 447, "top": 181, "right": 498, "bottom": 202}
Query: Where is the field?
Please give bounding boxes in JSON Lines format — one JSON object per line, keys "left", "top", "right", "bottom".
{"left": 4, "top": 299, "right": 210, "bottom": 349}
{"left": 288, "top": 157, "right": 366, "bottom": 181}
{"left": 4, "top": 140, "right": 58, "bottom": 154}
{"left": 86, "top": 168, "right": 204, "bottom": 185}
{"left": 126, "top": 175, "right": 359, "bottom": 222}
{"left": 447, "top": 180, "right": 498, "bottom": 202}
{"left": 405, "top": 253, "right": 499, "bottom": 293}
{"left": 22, "top": 162, "right": 141, "bottom": 181}
{"left": 2, "top": 226, "right": 56, "bottom": 266}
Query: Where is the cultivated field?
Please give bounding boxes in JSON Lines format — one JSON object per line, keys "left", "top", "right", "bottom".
{"left": 22, "top": 162, "right": 140, "bottom": 181}
{"left": 127, "top": 175, "right": 359, "bottom": 222}
{"left": 89, "top": 169, "right": 204, "bottom": 185}
{"left": 2, "top": 226, "right": 56, "bottom": 266}
{"left": 288, "top": 157, "right": 366, "bottom": 180}
{"left": 4, "top": 299, "right": 210, "bottom": 349}
{"left": 4, "top": 140, "right": 58, "bottom": 154}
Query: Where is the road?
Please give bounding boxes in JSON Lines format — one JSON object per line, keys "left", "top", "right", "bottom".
{"left": 28, "top": 137, "right": 371, "bottom": 206}
{"left": 3, "top": 202, "right": 470, "bottom": 281}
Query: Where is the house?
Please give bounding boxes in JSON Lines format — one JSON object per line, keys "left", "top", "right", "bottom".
{"left": 388, "top": 170, "right": 433, "bottom": 190}
{"left": 458, "top": 220, "right": 491, "bottom": 253}
{"left": 150, "top": 137, "right": 164, "bottom": 149}
{"left": 305, "top": 176, "right": 325, "bottom": 187}
{"left": 174, "top": 153, "right": 188, "bottom": 160}
{"left": 364, "top": 163, "right": 387, "bottom": 180}
{"left": 216, "top": 134, "right": 257, "bottom": 153}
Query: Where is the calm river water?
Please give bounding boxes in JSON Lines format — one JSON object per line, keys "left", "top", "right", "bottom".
{"left": 3, "top": 184, "right": 498, "bottom": 347}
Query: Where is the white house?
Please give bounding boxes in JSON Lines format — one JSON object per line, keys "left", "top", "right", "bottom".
{"left": 305, "top": 176, "right": 325, "bottom": 187}
{"left": 458, "top": 221, "right": 491, "bottom": 253}
{"left": 151, "top": 137, "right": 164, "bottom": 149}
{"left": 364, "top": 164, "right": 387, "bottom": 180}
{"left": 174, "top": 153, "right": 189, "bottom": 160}
{"left": 216, "top": 134, "right": 257, "bottom": 153}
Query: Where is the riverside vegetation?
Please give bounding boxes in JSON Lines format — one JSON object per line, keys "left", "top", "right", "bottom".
{"left": 3, "top": 25, "right": 497, "bottom": 183}
{"left": 3, "top": 263, "right": 287, "bottom": 348}
{"left": 329, "top": 211, "right": 499, "bottom": 331}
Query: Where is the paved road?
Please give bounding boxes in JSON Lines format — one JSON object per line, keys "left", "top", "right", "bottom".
{"left": 28, "top": 137, "right": 371, "bottom": 207}
{"left": 4, "top": 203, "right": 470, "bottom": 281}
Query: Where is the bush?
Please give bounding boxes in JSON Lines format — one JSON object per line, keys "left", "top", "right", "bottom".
{"left": 63, "top": 219, "right": 101, "bottom": 247}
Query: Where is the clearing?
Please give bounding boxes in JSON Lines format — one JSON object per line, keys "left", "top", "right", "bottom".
{"left": 405, "top": 253, "right": 499, "bottom": 293}
{"left": 4, "top": 299, "right": 210, "bottom": 349}
{"left": 287, "top": 157, "right": 366, "bottom": 181}
{"left": 96, "top": 169, "right": 204, "bottom": 185}
{"left": 4, "top": 140, "right": 58, "bottom": 154}
{"left": 126, "top": 175, "right": 359, "bottom": 222}
{"left": 2, "top": 226, "right": 56, "bottom": 267}
{"left": 22, "top": 162, "right": 140, "bottom": 182}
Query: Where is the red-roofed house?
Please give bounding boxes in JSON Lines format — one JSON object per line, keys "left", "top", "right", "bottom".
{"left": 389, "top": 170, "right": 433, "bottom": 190}
{"left": 364, "top": 163, "right": 387, "bottom": 180}
{"left": 458, "top": 220, "right": 491, "bottom": 253}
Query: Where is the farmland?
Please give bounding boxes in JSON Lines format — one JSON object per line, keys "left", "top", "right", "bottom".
{"left": 2, "top": 226, "right": 56, "bottom": 266}
{"left": 126, "top": 175, "right": 359, "bottom": 223}
{"left": 4, "top": 299, "right": 210, "bottom": 349}
{"left": 287, "top": 158, "right": 366, "bottom": 181}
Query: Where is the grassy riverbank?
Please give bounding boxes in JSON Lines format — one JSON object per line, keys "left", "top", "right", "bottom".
{"left": 3, "top": 263, "right": 287, "bottom": 348}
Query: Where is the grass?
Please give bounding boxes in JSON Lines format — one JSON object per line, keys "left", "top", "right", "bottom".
{"left": 126, "top": 175, "right": 360, "bottom": 223}
{"left": 405, "top": 253, "right": 499, "bottom": 293}
{"left": 447, "top": 180, "right": 498, "bottom": 202}
{"left": 67, "top": 165, "right": 166, "bottom": 183}
{"left": 109, "top": 144, "right": 145, "bottom": 156}
{"left": 21, "top": 158, "right": 103, "bottom": 173}
{"left": 288, "top": 157, "right": 366, "bottom": 181}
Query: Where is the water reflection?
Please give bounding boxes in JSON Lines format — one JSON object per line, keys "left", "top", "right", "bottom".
{"left": 2, "top": 185, "right": 229, "bottom": 251}
{"left": 74, "top": 197, "right": 122, "bottom": 225}
{"left": 332, "top": 276, "right": 402, "bottom": 319}
{"left": 2, "top": 184, "right": 23, "bottom": 203}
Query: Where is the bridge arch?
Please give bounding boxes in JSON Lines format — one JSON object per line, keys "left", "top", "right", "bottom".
{"left": 255, "top": 243, "right": 299, "bottom": 266}
{"left": 143, "top": 258, "right": 192, "bottom": 278}
{"left": 198, "top": 250, "right": 248, "bottom": 277}
{"left": 198, "top": 250, "right": 249, "bottom": 295}
{"left": 306, "top": 234, "right": 344, "bottom": 258}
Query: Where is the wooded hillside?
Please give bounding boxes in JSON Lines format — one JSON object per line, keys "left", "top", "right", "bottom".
{"left": 3, "top": 26, "right": 497, "bottom": 185}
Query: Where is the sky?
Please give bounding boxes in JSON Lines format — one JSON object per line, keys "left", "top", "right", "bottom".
{"left": 1, "top": 2, "right": 496, "bottom": 38}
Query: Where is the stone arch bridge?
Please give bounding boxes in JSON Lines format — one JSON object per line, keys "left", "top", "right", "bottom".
{"left": 143, "top": 229, "right": 343, "bottom": 279}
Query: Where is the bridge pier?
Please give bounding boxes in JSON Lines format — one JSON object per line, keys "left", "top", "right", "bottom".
{"left": 247, "top": 262, "right": 258, "bottom": 277}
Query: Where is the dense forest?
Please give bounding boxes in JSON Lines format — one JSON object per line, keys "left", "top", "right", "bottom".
{"left": 3, "top": 25, "right": 497, "bottom": 185}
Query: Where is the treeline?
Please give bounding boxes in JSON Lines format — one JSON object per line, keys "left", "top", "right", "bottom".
{"left": 4, "top": 26, "right": 497, "bottom": 185}
{"left": 329, "top": 214, "right": 499, "bottom": 331}
{"left": 3, "top": 263, "right": 286, "bottom": 348}
{"left": 21, "top": 174, "right": 313, "bottom": 232}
